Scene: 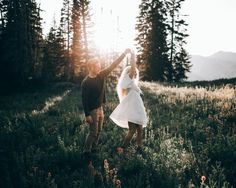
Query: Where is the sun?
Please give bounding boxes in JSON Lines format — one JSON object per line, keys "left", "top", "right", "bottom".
{"left": 91, "top": 0, "right": 140, "bottom": 53}
{"left": 93, "top": 10, "right": 118, "bottom": 52}
{"left": 40, "top": 0, "right": 140, "bottom": 53}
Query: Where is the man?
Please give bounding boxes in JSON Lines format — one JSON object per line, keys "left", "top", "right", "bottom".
{"left": 81, "top": 48, "right": 131, "bottom": 154}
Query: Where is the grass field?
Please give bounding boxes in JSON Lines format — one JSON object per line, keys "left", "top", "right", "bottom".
{"left": 0, "top": 80, "right": 235, "bottom": 188}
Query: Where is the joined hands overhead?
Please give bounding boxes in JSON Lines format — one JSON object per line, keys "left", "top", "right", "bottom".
{"left": 124, "top": 48, "right": 132, "bottom": 55}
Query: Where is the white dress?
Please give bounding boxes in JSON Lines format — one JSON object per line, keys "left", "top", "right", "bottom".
{"left": 110, "top": 68, "right": 148, "bottom": 129}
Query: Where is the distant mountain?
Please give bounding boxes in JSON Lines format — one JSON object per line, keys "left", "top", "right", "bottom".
{"left": 187, "top": 51, "right": 236, "bottom": 81}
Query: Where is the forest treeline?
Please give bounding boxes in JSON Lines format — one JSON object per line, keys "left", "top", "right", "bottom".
{"left": 0, "top": 0, "right": 190, "bottom": 89}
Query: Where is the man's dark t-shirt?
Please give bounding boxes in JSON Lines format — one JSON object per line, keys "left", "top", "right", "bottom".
{"left": 81, "top": 69, "right": 110, "bottom": 116}
{"left": 81, "top": 52, "right": 126, "bottom": 116}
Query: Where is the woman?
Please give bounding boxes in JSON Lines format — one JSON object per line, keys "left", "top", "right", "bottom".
{"left": 110, "top": 52, "right": 148, "bottom": 152}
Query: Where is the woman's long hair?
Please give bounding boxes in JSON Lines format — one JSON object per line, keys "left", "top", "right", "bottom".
{"left": 116, "top": 66, "right": 139, "bottom": 102}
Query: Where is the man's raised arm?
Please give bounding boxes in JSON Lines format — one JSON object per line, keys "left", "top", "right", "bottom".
{"left": 100, "top": 48, "right": 131, "bottom": 77}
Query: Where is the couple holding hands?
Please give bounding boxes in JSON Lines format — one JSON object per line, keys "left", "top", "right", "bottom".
{"left": 81, "top": 49, "right": 148, "bottom": 156}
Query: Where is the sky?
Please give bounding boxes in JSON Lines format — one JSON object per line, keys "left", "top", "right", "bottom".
{"left": 39, "top": 0, "right": 236, "bottom": 56}
{"left": 182, "top": 0, "right": 236, "bottom": 56}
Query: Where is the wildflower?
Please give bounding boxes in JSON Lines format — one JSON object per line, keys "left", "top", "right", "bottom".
{"left": 117, "top": 147, "right": 124, "bottom": 154}
{"left": 188, "top": 179, "right": 195, "bottom": 188}
{"left": 223, "top": 102, "right": 230, "bottom": 110}
{"left": 201, "top": 175, "right": 206, "bottom": 183}
{"left": 208, "top": 114, "right": 213, "bottom": 120}
{"left": 113, "top": 168, "right": 118, "bottom": 175}
{"left": 200, "top": 176, "right": 209, "bottom": 188}
{"left": 179, "top": 138, "right": 184, "bottom": 145}
{"left": 116, "top": 179, "right": 121, "bottom": 187}
{"left": 109, "top": 169, "right": 114, "bottom": 176}
{"left": 205, "top": 126, "right": 211, "bottom": 133}
{"left": 104, "top": 159, "right": 109, "bottom": 169}
{"left": 104, "top": 159, "right": 110, "bottom": 181}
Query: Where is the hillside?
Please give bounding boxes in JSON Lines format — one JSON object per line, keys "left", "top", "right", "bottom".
{"left": 188, "top": 51, "right": 236, "bottom": 81}
{"left": 0, "top": 81, "right": 235, "bottom": 187}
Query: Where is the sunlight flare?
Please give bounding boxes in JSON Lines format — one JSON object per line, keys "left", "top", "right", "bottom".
{"left": 31, "top": 90, "right": 71, "bottom": 116}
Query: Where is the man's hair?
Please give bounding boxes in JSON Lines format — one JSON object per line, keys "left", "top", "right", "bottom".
{"left": 88, "top": 58, "right": 101, "bottom": 67}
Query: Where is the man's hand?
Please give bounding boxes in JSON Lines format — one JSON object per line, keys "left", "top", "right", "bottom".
{"left": 85, "top": 115, "right": 93, "bottom": 124}
{"left": 100, "top": 48, "right": 132, "bottom": 77}
{"left": 124, "top": 48, "right": 131, "bottom": 55}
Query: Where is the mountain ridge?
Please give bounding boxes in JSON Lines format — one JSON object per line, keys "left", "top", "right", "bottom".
{"left": 187, "top": 51, "right": 236, "bottom": 81}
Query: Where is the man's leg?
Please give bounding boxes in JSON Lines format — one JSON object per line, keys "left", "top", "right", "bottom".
{"left": 84, "top": 110, "right": 98, "bottom": 152}
{"left": 123, "top": 122, "right": 136, "bottom": 148}
{"left": 92, "top": 108, "right": 104, "bottom": 150}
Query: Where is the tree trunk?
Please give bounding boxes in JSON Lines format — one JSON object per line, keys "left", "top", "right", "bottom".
{"left": 81, "top": 0, "right": 88, "bottom": 63}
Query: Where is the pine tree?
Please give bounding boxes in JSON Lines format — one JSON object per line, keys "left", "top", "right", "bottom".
{"left": 136, "top": 0, "right": 169, "bottom": 81}
{"left": 60, "top": 0, "right": 73, "bottom": 80}
{"left": 0, "top": 0, "right": 8, "bottom": 82}
{"left": 0, "top": 0, "right": 8, "bottom": 34}
{"left": 30, "top": 1, "right": 43, "bottom": 79}
{"left": 165, "top": 0, "right": 190, "bottom": 81}
{"left": 59, "top": 0, "right": 93, "bottom": 80}
{"left": 80, "top": 0, "right": 88, "bottom": 63}
{"left": 68, "top": 0, "right": 93, "bottom": 80}
{"left": 42, "top": 26, "right": 57, "bottom": 81}
{"left": 42, "top": 21, "right": 66, "bottom": 82}
{"left": 42, "top": 18, "right": 67, "bottom": 82}
{"left": 20, "top": 0, "right": 43, "bottom": 81}
{"left": 0, "top": 0, "right": 43, "bottom": 86}
{"left": 71, "top": 0, "right": 82, "bottom": 77}
{"left": 135, "top": 0, "right": 151, "bottom": 78}
{"left": 56, "top": 26, "right": 68, "bottom": 78}
{"left": 173, "top": 45, "right": 191, "bottom": 81}
{"left": 79, "top": 0, "right": 93, "bottom": 63}
{"left": 1, "top": 0, "right": 24, "bottom": 83}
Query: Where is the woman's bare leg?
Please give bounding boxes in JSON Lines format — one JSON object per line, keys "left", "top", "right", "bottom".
{"left": 123, "top": 122, "right": 136, "bottom": 148}
{"left": 136, "top": 124, "right": 143, "bottom": 148}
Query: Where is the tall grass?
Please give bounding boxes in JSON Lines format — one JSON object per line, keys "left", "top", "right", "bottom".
{"left": 0, "top": 81, "right": 235, "bottom": 187}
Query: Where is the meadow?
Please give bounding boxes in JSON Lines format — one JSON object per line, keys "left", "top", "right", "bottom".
{"left": 0, "top": 80, "right": 235, "bottom": 188}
